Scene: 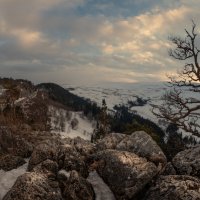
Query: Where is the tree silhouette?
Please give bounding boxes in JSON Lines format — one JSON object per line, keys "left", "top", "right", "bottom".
{"left": 153, "top": 21, "right": 200, "bottom": 136}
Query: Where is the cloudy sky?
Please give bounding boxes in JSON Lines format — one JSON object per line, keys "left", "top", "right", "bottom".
{"left": 0, "top": 0, "right": 199, "bottom": 85}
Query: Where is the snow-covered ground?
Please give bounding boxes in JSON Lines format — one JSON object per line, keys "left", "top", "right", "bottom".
{"left": 0, "top": 160, "right": 29, "bottom": 200}
{"left": 66, "top": 82, "right": 200, "bottom": 141}
{"left": 87, "top": 171, "right": 116, "bottom": 200}
{"left": 48, "top": 106, "right": 94, "bottom": 141}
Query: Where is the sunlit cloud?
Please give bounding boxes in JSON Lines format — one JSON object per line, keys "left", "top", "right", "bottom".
{"left": 0, "top": 0, "right": 199, "bottom": 85}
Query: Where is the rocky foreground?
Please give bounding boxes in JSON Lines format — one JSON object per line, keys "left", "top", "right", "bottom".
{"left": 1, "top": 127, "right": 200, "bottom": 200}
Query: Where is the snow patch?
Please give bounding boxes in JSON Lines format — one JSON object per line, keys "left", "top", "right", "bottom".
{"left": 0, "top": 159, "right": 28, "bottom": 200}
{"left": 87, "top": 171, "right": 116, "bottom": 200}
{"left": 48, "top": 106, "right": 94, "bottom": 141}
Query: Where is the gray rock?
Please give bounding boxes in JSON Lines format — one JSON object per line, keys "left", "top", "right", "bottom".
{"left": 3, "top": 172, "right": 63, "bottom": 200}
{"left": 73, "top": 137, "right": 96, "bottom": 157}
{"left": 28, "top": 139, "right": 89, "bottom": 177}
{"left": 116, "top": 131, "right": 167, "bottom": 167}
{"left": 161, "top": 162, "right": 176, "bottom": 176}
{"left": 92, "top": 149, "right": 158, "bottom": 200}
{"left": 172, "top": 145, "right": 200, "bottom": 177}
{"left": 59, "top": 170, "right": 95, "bottom": 200}
{"left": 145, "top": 175, "right": 200, "bottom": 200}
{"left": 0, "top": 154, "right": 26, "bottom": 171}
{"left": 0, "top": 126, "right": 33, "bottom": 157}
{"left": 61, "top": 144, "right": 88, "bottom": 178}
{"left": 28, "top": 139, "right": 61, "bottom": 171}
{"left": 96, "top": 133, "right": 126, "bottom": 150}
{"left": 32, "top": 159, "right": 58, "bottom": 175}
{"left": 96, "top": 132, "right": 167, "bottom": 169}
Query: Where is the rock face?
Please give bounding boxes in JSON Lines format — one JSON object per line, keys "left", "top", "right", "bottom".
{"left": 28, "top": 139, "right": 89, "bottom": 177}
{"left": 96, "top": 131, "right": 166, "bottom": 168}
{"left": 0, "top": 155, "right": 25, "bottom": 171}
{"left": 145, "top": 175, "right": 200, "bottom": 200}
{"left": 116, "top": 131, "right": 167, "bottom": 167}
{"left": 0, "top": 126, "right": 33, "bottom": 157}
{"left": 96, "top": 133, "right": 126, "bottom": 150}
{"left": 92, "top": 149, "right": 158, "bottom": 200}
{"left": 3, "top": 171, "right": 62, "bottom": 200}
{"left": 59, "top": 170, "right": 95, "bottom": 200}
{"left": 172, "top": 145, "right": 200, "bottom": 177}
{"left": 28, "top": 139, "right": 61, "bottom": 171}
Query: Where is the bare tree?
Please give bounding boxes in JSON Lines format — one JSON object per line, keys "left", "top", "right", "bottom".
{"left": 152, "top": 21, "right": 200, "bottom": 136}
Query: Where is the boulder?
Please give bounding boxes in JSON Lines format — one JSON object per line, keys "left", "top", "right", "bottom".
{"left": 92, "top": 149, "right": 158, "bottom": 200}
{"left": 32, "top": 159, "right": 58, "bottom": 175}
{"left": 96, "top": 131, "right": 167, "bottom": 168}
{"left": 73, "top": 137, "right": 96, "bottom": 157}
{"left": 59, "top": 170, "right": 95, "bottom": 200}
{"left": 145, "top": 175, "right": 200, "bottom": 200}
{"left": 172, "top": 145, "right": 200, "bottom": 177}
{"left": 28, "top": 139, "right": 89, "bottom": 177}
{"left": 116, "top": 131, "right": 167, "bottom": 167}
{"left": 0, "top": 126, "right": 33, "bottom": 157}
{"left": 3, "top": 172, "right": 63, "bottom": 200}
{"left": 96, "top": 133, "right": 126, "bottom": 150}
{"left": 0, "top": 154, "right": 26, "bottom": 171}
{"left": 61, "top": 144, "right": 88, "bottom": 178}
{"left": 161, "top": 162, "right": 176, "bottom": 176}
{"left": 28, "top": 139, "right": 62, "bottom": 171}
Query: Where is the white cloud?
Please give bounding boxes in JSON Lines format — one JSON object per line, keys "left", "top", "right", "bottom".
{"left": 0, "top": 0, "right": 200, "bottom": 84}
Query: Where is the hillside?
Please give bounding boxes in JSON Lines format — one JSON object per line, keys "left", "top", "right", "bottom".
{"left": 0, "top": 78, "right": 200, "bottom": 200}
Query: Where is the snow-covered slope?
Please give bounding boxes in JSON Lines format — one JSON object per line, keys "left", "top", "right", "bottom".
{"left": 66, "top": 82, "right": 200, "bottom": 140}
{"left": 66, "top": 82, "right": 167, "bottom": 120}
{"left": 48, "top": 106, "right": 95, "bottom": 141}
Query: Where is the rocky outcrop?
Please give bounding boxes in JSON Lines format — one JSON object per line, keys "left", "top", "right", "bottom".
{"left": 145, "top": 175, "right": 200, "bottom": 200}
{"left": 96, "top": 131, "right": 167, "bottom": 168}
{"left": 96, "top": 133, "right": 126, "bottom": 150}
{"left": 28, "top": 138, "right": 89, "bottom": 177}
{"left": 161, "top": 162, "right": 176, "bottom": 176}
{"left": 0, "top": 154, "right": 25, "bottom": 171}
{"left": 92, "top": 149, "right": 158, "bottom": 200}
{"left": 3, "top": 169, "right": 62, "bottom": 200}
{"left": 116, "top": 131, "right": 167, "bottom": 167}
{"left": 28, "top": 139, "right": 61, "bottom": 171}
{"left": 172, "top": 145, "right": 200, "bottom": 177}
{"left": 0, "top": 126, "right": 33, "bottom": 157}
{"left": 58, "top": 170, "right": 95, "bottom": 200}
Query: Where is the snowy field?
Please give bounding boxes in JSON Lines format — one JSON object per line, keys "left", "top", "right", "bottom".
{"left": 66, "top": 82, "right": 200, "bottom": 141}
{"left": 48, "top": 106, "right": 95, "bottom": 141}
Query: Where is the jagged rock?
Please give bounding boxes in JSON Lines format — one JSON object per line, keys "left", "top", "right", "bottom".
{"left": 28, "top": 139, "right": 89, "bottom": 177}
{"left": 0, "top": 126, "right": 33, "bottom": 157}
{"left": 92, "top": 149, "right": 158, "bottom": 200}
{"left": 161, "top": 162, "right": 176, "bottom": 176}
{"left": 172, "top": 145, "right": 200, "bottom": 177}
{"left": 32, "top": 159, "right": 58, "bottom": 175}
{"left": 96, "top": 133, "right": 126, "bottom": 150}
{"left": 59, "top": 170, "right": 95, "bottom": 200}
{"left": 61, "top": 144, "right": 88, "bottom": 178}
{"left": 116, "top": 131, "right": 167, "bottom": 167}
{"left": 73, "top": 137, "right": 96, "bottom": 157}
{"left": 0, "top": 154, "right": 26, "bottom": 171}
{"left": 96, "top": 132, "right": 166, "bottom": 169}
{"left": 145, "top": 175, "right": 200, "bottom": 200}
{"left": 3, "top": 171, "right": 63, "bottom": 200}
{"left": 28, "top": 139, "right": 61, "bottom": 171}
